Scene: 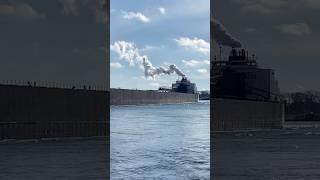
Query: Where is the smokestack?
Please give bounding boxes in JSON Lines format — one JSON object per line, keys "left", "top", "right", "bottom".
{"left": 111, "top": 41, "right": 186, "bottom": 79}
{"left": 211, "top": 16, "right": 242, "bottom": 48}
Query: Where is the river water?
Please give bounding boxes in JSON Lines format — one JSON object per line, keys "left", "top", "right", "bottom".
{"left": 111, "top": 101, "right": 210, "bottom": 179}
{"left": 0, "top": 138, "right": 108, "bottom": 180}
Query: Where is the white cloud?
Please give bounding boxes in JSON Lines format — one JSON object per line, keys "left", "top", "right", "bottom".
{"left": 159, "top": 7, "right": 166, "bottom": 15}
{"left": 110, "top": 62, "right": 123, "bottom": 69}
{"left": 59, "top": 0, "right": 108, "bottom": 24}
{"left": 242, "top": 4, "right": 273, "bottom": 15}
{"left": 141, "top": 45, "right": 155, "bottom": 51}
{"left": 276, "top": 23, "right": 311, "bottom": 36}
{"left": 122, "top": 11, "right": 150, "bottom": 23}
{"left": 245, "top": 28, "right": 257, "bottom": 33}
{"left": 197, "top": 68, "right": 208, "bottom": 73}
{"left": 233, "top": 0, "right": 287, "bottom": 15}
{"left": 272, "top": 40, "right": 320, "bottom": 58}
{"left": 99, "top": 46, "right": 108, "bottom": 54}
{"left": 302, "top": 0, "right": 320, "bottom": 9}
{"left": 95, "top": 0, "right": 108, "bottom": 24}
{"left": 110, "top": 41, "right": 137, "bottom": 66}
{"left": 234, "top": 0, "right": 287, "bottom": 8}
{"left": 60, "top": 0, "right": 78, "bottom": 16}
{"left": 72, "top": 48, "right": 80, "bottom": 53}
{"left": 150, "top": 82, "right": 160, "bottom": 87}
{"left": 233, "top": 0, "right": 320, "bottom": 15}
{"left": 182, "top": 60, "right": 199, "bottom": 67}
{"left": 202, "top": 60, "right": 210, "bottom": 65}
{"left": 0, "top": 3, "right": 44, "bottom": 20}
{"left": 171, "top": 0, "right": 209, "bottom": 16}
{"left": 182, "top": 59, "right": 209, "bottom": 67}
{"left": 111, "top": 8, "right": 117, "bottom": 13}
{"left": 163, "top": 62, "right": 170, "bottom": 66}
{"left": 175, "top": 37, "right": 209, "bottom": 53}
{"left": 141, "top": 45, "right": 164, "bottom": 51}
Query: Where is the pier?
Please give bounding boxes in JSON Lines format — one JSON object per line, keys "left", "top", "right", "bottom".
{"left": 212, "top": 98, "right": 285, "bottom": 131}
{"left": 0, "top": 82, "right": 109, "bottom": 140}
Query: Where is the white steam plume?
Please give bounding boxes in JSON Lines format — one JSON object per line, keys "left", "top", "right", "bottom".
{"left": 211, "top": 16, "right": 242, "bottom": 48}
{"left": 111, "top": 41, "right": 185, "bottom": 79}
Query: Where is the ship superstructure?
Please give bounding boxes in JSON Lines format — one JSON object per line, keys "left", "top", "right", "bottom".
{"left": 158, "top": 77, "right": 198, "bottom": 94}
{"left": 171, "top": 77, "right": 198, "bottom": 94}
{"left": 213, "top": 48, "right": 280, "bottom": 101}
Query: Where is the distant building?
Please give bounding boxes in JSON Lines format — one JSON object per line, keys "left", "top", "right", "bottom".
{"left": 212, "top": 48, "right": 280, "bottom": 101}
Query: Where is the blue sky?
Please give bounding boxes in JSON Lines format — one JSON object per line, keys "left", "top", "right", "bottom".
{"left": 213, "top": 0, "right": 320, "bottom": 92}
{"left": 0, "top": 0, "right": 108, "bottom": 86}
{"left": 110, "top": 0, "right": 210, "bottom": 91}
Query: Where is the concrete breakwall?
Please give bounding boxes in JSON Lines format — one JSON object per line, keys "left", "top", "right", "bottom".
{"left": 212, "top": 98, "right": 285, "bottom": 131}
{"left": 110, "top": 88, "right": 198, "bottom": 105}
{"left": 0, "top": 84, "right": 109, "bottom": 140}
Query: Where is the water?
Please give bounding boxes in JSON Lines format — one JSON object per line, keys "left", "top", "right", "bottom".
{"left": 0, "top": 138, "right": 108, "bottom": 180}
{"left": 214, "top": 128, "right": 320, "bottom": 179}
{"left": 111, "top": 101, "right": 210, "bottom": 179}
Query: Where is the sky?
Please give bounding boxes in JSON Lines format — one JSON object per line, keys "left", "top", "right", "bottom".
{"left": 110, "top": 0, "right": 210, "bottom": 91}
{"left": 212, "top": 0, "right": 320, "bottom": 92}
{"left": 0, "top": 0, "right": 108, "bottom": 87}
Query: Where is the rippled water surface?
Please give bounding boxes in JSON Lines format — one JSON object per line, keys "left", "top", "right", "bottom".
{"left": 0, "top": 138, "right": 108, "bottom": 180}
{"left": 111, "top": 101, "right": 210, "bottom": 179}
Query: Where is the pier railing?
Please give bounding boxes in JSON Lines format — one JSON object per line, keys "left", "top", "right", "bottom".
{"left": 0, "top": 80, "right": 108, "bottom": 91}
{"left": 0, "top": 83, "right": 109, "bottom": 140}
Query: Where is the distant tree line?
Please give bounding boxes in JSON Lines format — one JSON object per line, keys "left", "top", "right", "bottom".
{"left": 283, "top": 91, "right": 320, "bottom": 121}
{"left": 199, "top": 91, "right": 210, "bottom": 100}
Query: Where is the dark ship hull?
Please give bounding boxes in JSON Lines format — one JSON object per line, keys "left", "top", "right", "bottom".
{"left": 111, "top": 77, "right": 199, "bottom": 105}
{"left": 110, "top": 88, "right": 198, "bottom": 105}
